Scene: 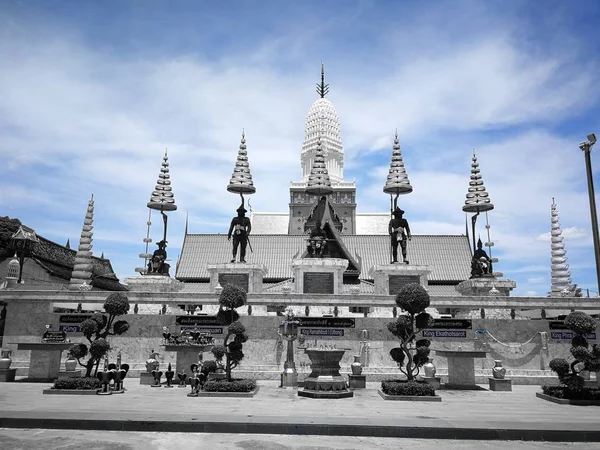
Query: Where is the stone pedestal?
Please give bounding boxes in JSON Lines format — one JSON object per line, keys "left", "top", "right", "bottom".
{"left": 163, "top": 344, "right": 214, "bottom": 380}
{"left": 369, "top": 264, "right": 432, "bottom": 295}
{"left": 423, "top": 376, "right": 441, "bottom": 390}
{"left": 0, "top": 368, "right": 16, "bottom": 382}
{"left": 58, "top": 370, "right": 81, "bottom": 380}
{"left": 436, "top": 349, "right": 487, "bottom": 389}
{"left": 17, "top": 343, "right": 72, "bottom": 381}
{"left": 488, "top": 377, "right": 512, "bottom": 391}
{"left": 455, "top": 277, "right": 516, "bottom": 296}
{"left": 140, "top": 372, "right": 154, "bottom": 385}
{"left": 291, "top": 259, "right": 348, "bottom": 295}
{"left": 348, "top": 374, "right": 366, "bottom": 389}
{"left": 207, "top": 263, "right": 268, "bottom": 293}
{"left": 123, "top": 275, "right": 184, "bottom": 293}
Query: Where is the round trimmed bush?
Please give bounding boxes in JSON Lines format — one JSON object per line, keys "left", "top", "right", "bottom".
{"left": 80, "top": 319, "right": 98, "bottom": 338}
{"left": 564, "top": 311, "right": 596, "bottom": 336}
{"left": 387, "top": 316, "right": 412, "bottom": 338}
{"left": 228, "top": 322, "right": 246, "bottom": 336}
{"left": 395, "top": 283, "right": 430, "bottom": 315}
{"left": 69, "top": 343, "right": 88, "bottom": 360}
{"left": 216, "top": 308, "right": 240, "bottom": 326}
{"left": 104, "top": 292, "right": 130, "bottom": 316}
{"left": 201, "top": 360, "right": 217, "bottom": 374}
{"left": 89, "top": 338, "right": 110, "bottom": 359}
{"left": 389, "top": 347, "right": 405, "bottom": 365}
{"left": 571, "top": 346, "right": 592, "bottom": 361}
{"left": 211, "top": 345, "right": 226, "bottom": 360}
{"left": 219, "top": 284, "right": 246, "bottom": 309}
{"left": 549, "top": 358, "right": 570, "bottom": 377}
{"left": 113, "top": 320, "right": 130, "bottom": 335}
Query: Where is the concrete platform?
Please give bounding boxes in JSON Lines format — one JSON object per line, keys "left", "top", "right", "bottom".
{"left": 0, "top": 380, "right": 599, "bottom": 442}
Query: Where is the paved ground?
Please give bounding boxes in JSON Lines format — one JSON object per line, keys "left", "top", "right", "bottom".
{"left": 0, "top": 381, "right": 599, "bottom": 442}
{"left": 0, "top": 429, "right": 596, "bottom": 450}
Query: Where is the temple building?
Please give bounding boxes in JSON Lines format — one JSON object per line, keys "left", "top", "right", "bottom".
{"left": 175, "top": 66, "right": 475, "bottom": 301}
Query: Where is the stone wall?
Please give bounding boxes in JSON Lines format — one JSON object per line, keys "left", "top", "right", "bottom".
{"left": 3, "top": 298, "right": 596, "bottom": 384}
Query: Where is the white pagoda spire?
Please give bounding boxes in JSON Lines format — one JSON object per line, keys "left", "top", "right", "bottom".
{"left": 69, "top": 195, "right": 95, "bottom": 290}
{"left": 300, "top": 64, "right": 344, "bottom": 183}
{"left": 550, "top": 198, "right": 579, "bottom": 297}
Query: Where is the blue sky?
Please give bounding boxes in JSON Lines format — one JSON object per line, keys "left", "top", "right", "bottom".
{"left": 1, "top": 0, "right": 600, "bottom": 296}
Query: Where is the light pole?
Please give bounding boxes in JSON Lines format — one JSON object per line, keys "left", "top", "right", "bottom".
{"left": 579, "top": 133, "right": 600, "bottom": 292}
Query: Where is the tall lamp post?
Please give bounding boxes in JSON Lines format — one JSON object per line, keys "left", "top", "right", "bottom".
{"left": 579, "top": 133, "right": 600, "bottom": 292}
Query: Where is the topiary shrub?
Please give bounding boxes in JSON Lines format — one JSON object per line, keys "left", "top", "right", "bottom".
{"left": 381, "top": 380, "right": 435, "bottom": 396}
{"left": 52, "top": 376, "right": 102, "bottom": 390}
{"left": 216, "top": 284, "right": 247, "bottom": 381}
{"left": 203, "top": 378, "right": 256, "bottom": 392}
{"left": 386, "top": 283, "right": 434, "bottom": 383}
{"left": 68, "top": 292, "right": 130, "bottom": 377}
{"left": 201, "top": 360, "right": 217, "bottom": 375}
{"left": 548, "top": 311, "right": 599, "bottom": 399}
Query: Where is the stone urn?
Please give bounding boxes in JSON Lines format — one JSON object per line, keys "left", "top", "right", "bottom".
{"left": 492, "top": 360, "right": 506, "bottom": 379}
{"left": 65, "top": 354, "right": 77, "bottom": 372}
{"left": 0, "top": 350, "right": 12, "bottom": 370}
{"left": 351, "top": 355, "right": 363, "bottom": 375}
{"left": 423, "top": 358, "right": 436, "bottom": 378}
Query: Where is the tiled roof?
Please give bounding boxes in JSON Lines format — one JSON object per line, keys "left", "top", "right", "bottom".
{"left": 176, "top": 234, "right": 471, "bottom": 282}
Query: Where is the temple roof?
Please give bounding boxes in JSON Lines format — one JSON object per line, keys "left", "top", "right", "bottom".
{"left": 176, "top": 234, "right": 472, "bottom": 282}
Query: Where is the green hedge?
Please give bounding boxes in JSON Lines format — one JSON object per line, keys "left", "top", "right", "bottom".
{"left": 203, "top": 378, "right": 256, "bottom": 392}
{"left": 542, "top": 385, "right": 600, "bottom": 400}
{"left": 381, "top": 380, "right": 436, "bottom": 396}
{"left": 52, "top": 377, "right": 102, "bottom": 390}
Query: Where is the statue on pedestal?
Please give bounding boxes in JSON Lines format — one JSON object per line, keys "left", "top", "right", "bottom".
{"left": 306, "top": 222, "right": 327, "bottom": 258}
{"left": 148, "top": 240, "right": 169, "bottom": 275}
{"left": 388, "top": 207, "right": 411, "bottom": 264}
{"left": 471, "top": 238, "right": 492, "bottom": 277}
{"left": 227, "top": 204, "right": 252, "bottom": 263}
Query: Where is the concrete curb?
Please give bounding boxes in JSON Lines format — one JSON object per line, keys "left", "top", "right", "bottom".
{"left": 0, "top": 414, "right": 600, "bottom": 441}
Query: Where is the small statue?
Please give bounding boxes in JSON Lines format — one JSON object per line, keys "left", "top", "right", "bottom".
{"left": 164, "top": 363, "right": 174, "bottom": 388}
{"left": 145, "top": 349, "right": 160, "bottom": 372}
{"left": 148, "top": 240, "right": 169, "bottom": 275}
{"left": 227, "top": 204, "right": 252, "bottom": 263}
{"left": 187, "top": 364, "right": 202, "bottom": 397}
{"left": 388, "top": 207, "right": 411, "bottom": 264}
{"left": 177, "top": 371, "right": 187, "bottom": 388}
{"left": 97, "top": 356, "right": 112, "bottom": 395}
{"left": 471, "top": 238, "right": 492, "bottom": 277}
{"left": 151, "top": 368, "right": 163, "bottom": 387}
{"left": 306, "top": 222, "right": 327, "bottom": 257}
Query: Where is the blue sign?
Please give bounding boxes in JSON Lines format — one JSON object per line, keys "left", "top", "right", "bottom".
{"left": 300, "top": 328, "right": 344, "bottom": 337}
{"left": 59, "top": 325, "right": 82, "bottom": 333}
{"left": 179, "top": 326, "right": 223, "bottom": 335}
{"left": 423, "top": 330, "right": 467, "bottom": 338}
{"left": 551, "top": 331, "right": 596, "bottom": 340}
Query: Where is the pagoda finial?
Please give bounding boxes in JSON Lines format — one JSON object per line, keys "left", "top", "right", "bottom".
{"left": 383, "top": 131, "right": 412, "bottom": 195}
{"left": 550, "top": 199, "right": 580, "bottom": 297}
{"left": 316, "top": 62, "right": 329, "bottom": 98}
{"left": 69, "top": 195, "right": 95, "bottom": 290}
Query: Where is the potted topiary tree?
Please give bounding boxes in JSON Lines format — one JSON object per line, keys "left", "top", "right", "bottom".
{"left": 68, "top": 292, "right": 130, "bottom": 377}
{"left": 381, "top": 283, "right": 438, "bottom": 399}
{"left": 215, "top": 284, "right": 248, "bottom": 382}
{"left": 542, "top": 311, "right": 600, "bottom": 403}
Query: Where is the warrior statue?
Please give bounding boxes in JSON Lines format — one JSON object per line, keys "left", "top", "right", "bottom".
{"left": 148, "top": 240, "right": 169, "bottom": 275}
{"left": 471, "top": 238, "right": 492, "bottom": 277}
{"left": 227, "top": 203, "right": 252, "bottom": 263}
{"left": 388, "top": 207, "right": 411, "bottom": 264}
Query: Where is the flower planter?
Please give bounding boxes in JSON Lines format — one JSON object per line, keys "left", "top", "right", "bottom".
{"left": 195, "top": 386, "right": 260, "bottom": 398}
{"left": 378, "top": 389, "right": 442, "bottom": 402}
{"left": 43, "top": 389, "right": 100, "bottom": 395}
{"left": 536, "top": 392, "right": 600, "bottom": 406}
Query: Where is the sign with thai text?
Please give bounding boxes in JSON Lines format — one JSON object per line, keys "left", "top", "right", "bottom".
{"left": 303, "top": 272, "right": 334, "bottom": 294}
{"left": 388, "top": 275, "right": 420, "bottom": 295}
{"left": 428, "top": 319, "right": 472, "bottom": 329}
{"left": 218, "top": 273, "right": 249, "bottom": 292}
{"left": 42, "top": 330, "right": 67, "bottom": 343}
{"left": 176, "top": 316, "right": 220, "bottom": 326}
{"left": 550, "top": 331, "right": 596, "bottom": 340}
{"left": 298, "top": 318, "right": 355, "bottom": 328}
{"left": 59, "top": 315, "right": 92, "bottom": 324}
{"left": 300, "top": 328, "right": 344, "bottom": 337}
{"left": 423, "top": 330, "right": 467, "bottom": 338}
{"left": 179, "top": 326, "right": 223, "bottom": 335}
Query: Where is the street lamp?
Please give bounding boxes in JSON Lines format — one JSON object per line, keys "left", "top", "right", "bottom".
{"left": 579, "top": 133, "right": 600, "bottom": 292}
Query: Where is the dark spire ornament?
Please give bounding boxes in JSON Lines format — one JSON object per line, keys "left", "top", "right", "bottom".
{"left": 316, "top": 62, "right": 329, "bottom": 99}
